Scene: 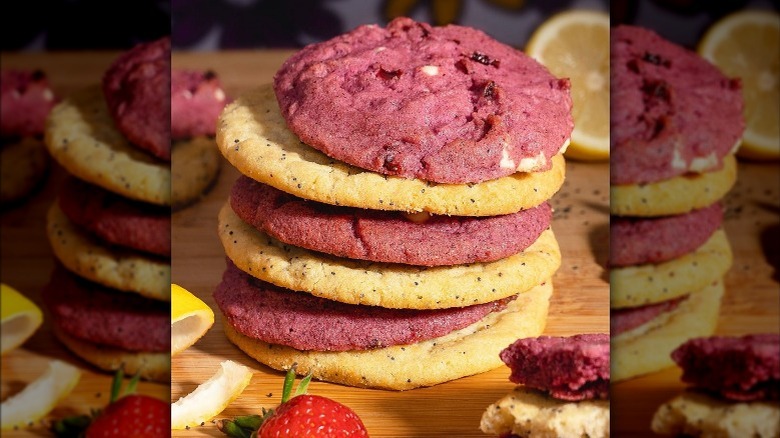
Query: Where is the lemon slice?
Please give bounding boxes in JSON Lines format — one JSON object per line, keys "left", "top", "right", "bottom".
{"left": 0, "top": 360, "right": 81, "bottom": 430}
{"left": 171, "top": 283, "right": 215, "bottom": 356}
{"left": 171, "top": 360, "right": 253, "bottom": 430}
{"left": 699, "top": 10, "right": 780, "bottom": 160}
{"left": 1, "top": 283, "right": 43, "bottom": 354}
{"left": 526, "top": 9, "right": 610, "bottom": 161}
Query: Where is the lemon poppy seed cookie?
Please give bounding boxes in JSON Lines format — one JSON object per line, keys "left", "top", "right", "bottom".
{"left": 217, "top": 85, "right": 566, "bottom": 216}
{"left": 46, "top": 203, "right": 170, "bottom": 301}
{"left": 45, "top": 85, "right": 171, "bottom": 206}
{"left": 274, "top": 17, "right": 573, "bottom": 184}
{"left": 610, "top": 154, "right": 737, "bottom": 217}
{"left": 223, "top": 281, "right": 552, "bottom": 390}
{"left": 612, "top": 280, "right": 724, "bottom": 382}
{"left": 218, "top": 202, "right": 560, "bottom": 309}
{"left": 171, "top": 136, "right": 222, "bottom": 210}
{"left": 216, "top": 260, "right": 518, "bottom": 351}
{"left": 44, "top": 266, "right": 170, "bottom": 383}
{"left": 0, "top": 137, "right": 50, "bottom": 207}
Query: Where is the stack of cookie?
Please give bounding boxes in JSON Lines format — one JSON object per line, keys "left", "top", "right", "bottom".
{"left": 171, "top": 69, "right": 229, "bottom": 210}
{"left": 0, "top": 69, "right": 57, "bottom": 208}
{"left": 41, "top": 38, "right": 172, "bottom": 382}
{"left": 214, "top": 18, "right": 572, "bottom": 390}
{"left": 609, "top": 25, "right": 743, "bottom": 382}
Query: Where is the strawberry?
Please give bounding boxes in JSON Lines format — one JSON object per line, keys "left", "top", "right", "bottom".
{"left": 219, "top": 364, "right": 368, "bottom": 438}
{"left": 84, "top": 393, "right": 169, "bottom": 437}
{"left": 52, "top": 368, "right": 169, "bottom": 438}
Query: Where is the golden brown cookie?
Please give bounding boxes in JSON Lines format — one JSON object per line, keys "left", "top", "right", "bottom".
{"left": 53, "top": 326, "right": 170, "bottom": 383}
{"left": 216, "top": 85, "right": 565, "bottom": 216}
{"left": 612, "top": 280, "right": 724, "bottom": 382}
{"left": 218, "top": 202, "right": 561, "bottom": 309}
{"left": 44, "top": 85, "right": 171, "bottom": 206}
{"left": 611, "top": 154, "right": 737, "bottom": 217}
{"left": 0, "top": 137, "right": 49, "bottom": 207}
{"left": 652, "top": 391, "right": 780, "bottom": 438}
{"left": 224, "top": 281, "right": 551, "bottom": 390}
{"left": 172, "top": 136, "right": 221, "bottom": 210}
{"left": 46, "top": 203, "right": 170, "bottom": 301}
{"left": 610, "top": 229, "right": 732, "bottom": 308}
{"left": 480, "top": 387, "right": 610, "bottom": 438}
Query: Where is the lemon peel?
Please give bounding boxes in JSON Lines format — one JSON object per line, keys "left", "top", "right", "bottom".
{"left": 171, "top": 360, "right": 253, "bottom": 430}
{"left": 1, "top": 283, "right": 43, "bottom": 354}
{"left": 171, "top": 283, "right": 215, "bottom": 355}
{"left": 0, "top": 360, "right": 81, "bottom": 430}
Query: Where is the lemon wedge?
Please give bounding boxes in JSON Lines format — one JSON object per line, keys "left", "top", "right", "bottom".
{"left": 698, "top": 10, "right": 780, "bottom": 160}
{"left": 1, "top": 283, "right": 43, "bottom": 354}
{"left": 171, "top": 283, "right": 215, "bottom": 356}
{"left": 0, "top": 360, "right": 81, "bottom": 430}
{"left": 526, "top": 9, "right": 610, "bottom": 161}
{"left": 171, "top": 360, "right": 253, "bottom": 430}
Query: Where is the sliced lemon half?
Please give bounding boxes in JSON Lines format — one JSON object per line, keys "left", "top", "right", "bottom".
{"left": 171, "top": 283, "right": 215, "bottom": 356}
{"left": 698, "top": 10, "right": 780, "bottom": 160}
{"left": 526, "top": 9, "right": 610, "bottom": 161}
{"left": 171, "top": 360, "right": 253, "bottom": 430}
{"left": 0, "top": 359, "right": 81, "bottom": 430}
{"left": 1, "top": 283, "right": 43, "bottom": 355}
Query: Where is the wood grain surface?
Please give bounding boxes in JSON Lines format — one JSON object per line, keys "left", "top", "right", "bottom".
{"left": 1, "top": 49, "right": 776, "bottom": 438}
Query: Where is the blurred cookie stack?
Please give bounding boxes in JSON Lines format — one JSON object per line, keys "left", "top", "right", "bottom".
{"left": 0, "top": 70, "right": 57, "bottom": 208}
{"left": 609, "top": 25, "right": 742, "bottom": 382}
{"left": 171, "top": 69, "right": 229, "bottom": 210}
{"left": 41, "top": 38, "right": 172, "bottom": 382}
{"left": 213, "top": 18, "right": 572, "bottom": 389}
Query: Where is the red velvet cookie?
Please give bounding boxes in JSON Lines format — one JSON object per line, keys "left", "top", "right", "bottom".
{"left": 58, "top": 177, "right": 171, "bottom": 257}
{"left": 1, "top": 69, "right": 58, "bottom": 138}
{"left": 610, "top": 25, "right": 743, "bottom": 185}
{"left": 171, "top": 69, "right": 229, "bottom": 140}
{"left": 103, "top": 37, "right": 171, "bottom": 161}
{"left": 610, "top": 202, "right": 723, "bottom": 267}
{"left": 611, "top": 295, "right": 687, "bottom": 337}
{"left": 42, "top": 265, "right": 170, "bottom": 352}
{"left": 274, "top": 17, "right": 572, "bottom": 184}
{"left": 672, "top": 333, "right": 780, "bottom": 401}
{"left": 499, "top": 334, "right": 610, "bottom": 401}
{"left": 230, "top": 175, "right": 552, "bottom": 266}
{"left": 214, "top": 260, "right": 513, "bottom": 352}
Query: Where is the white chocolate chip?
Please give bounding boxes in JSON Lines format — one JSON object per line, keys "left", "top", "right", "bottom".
{"left": 689, "top": 152, "right": 718, "bottom": 172}
{"left": 182, "top": 90, "right": 193, "bottom": 99}
{"left": 516, "top": 151, "right": 547, "bottom": 172}
{"left": 499, "top": 147, "right": 516, "bottom": 169}
{"left": 214, "top": 88, "right": 226, "bottom": 101}
{"left": 42, "top": 89, "right": 54, "bottom": 101}
{"left": 671, "top": 148, "right": 687, "bottom": 170}
{"left": 421, "top": 65, "right": 439, "bottom": 76}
